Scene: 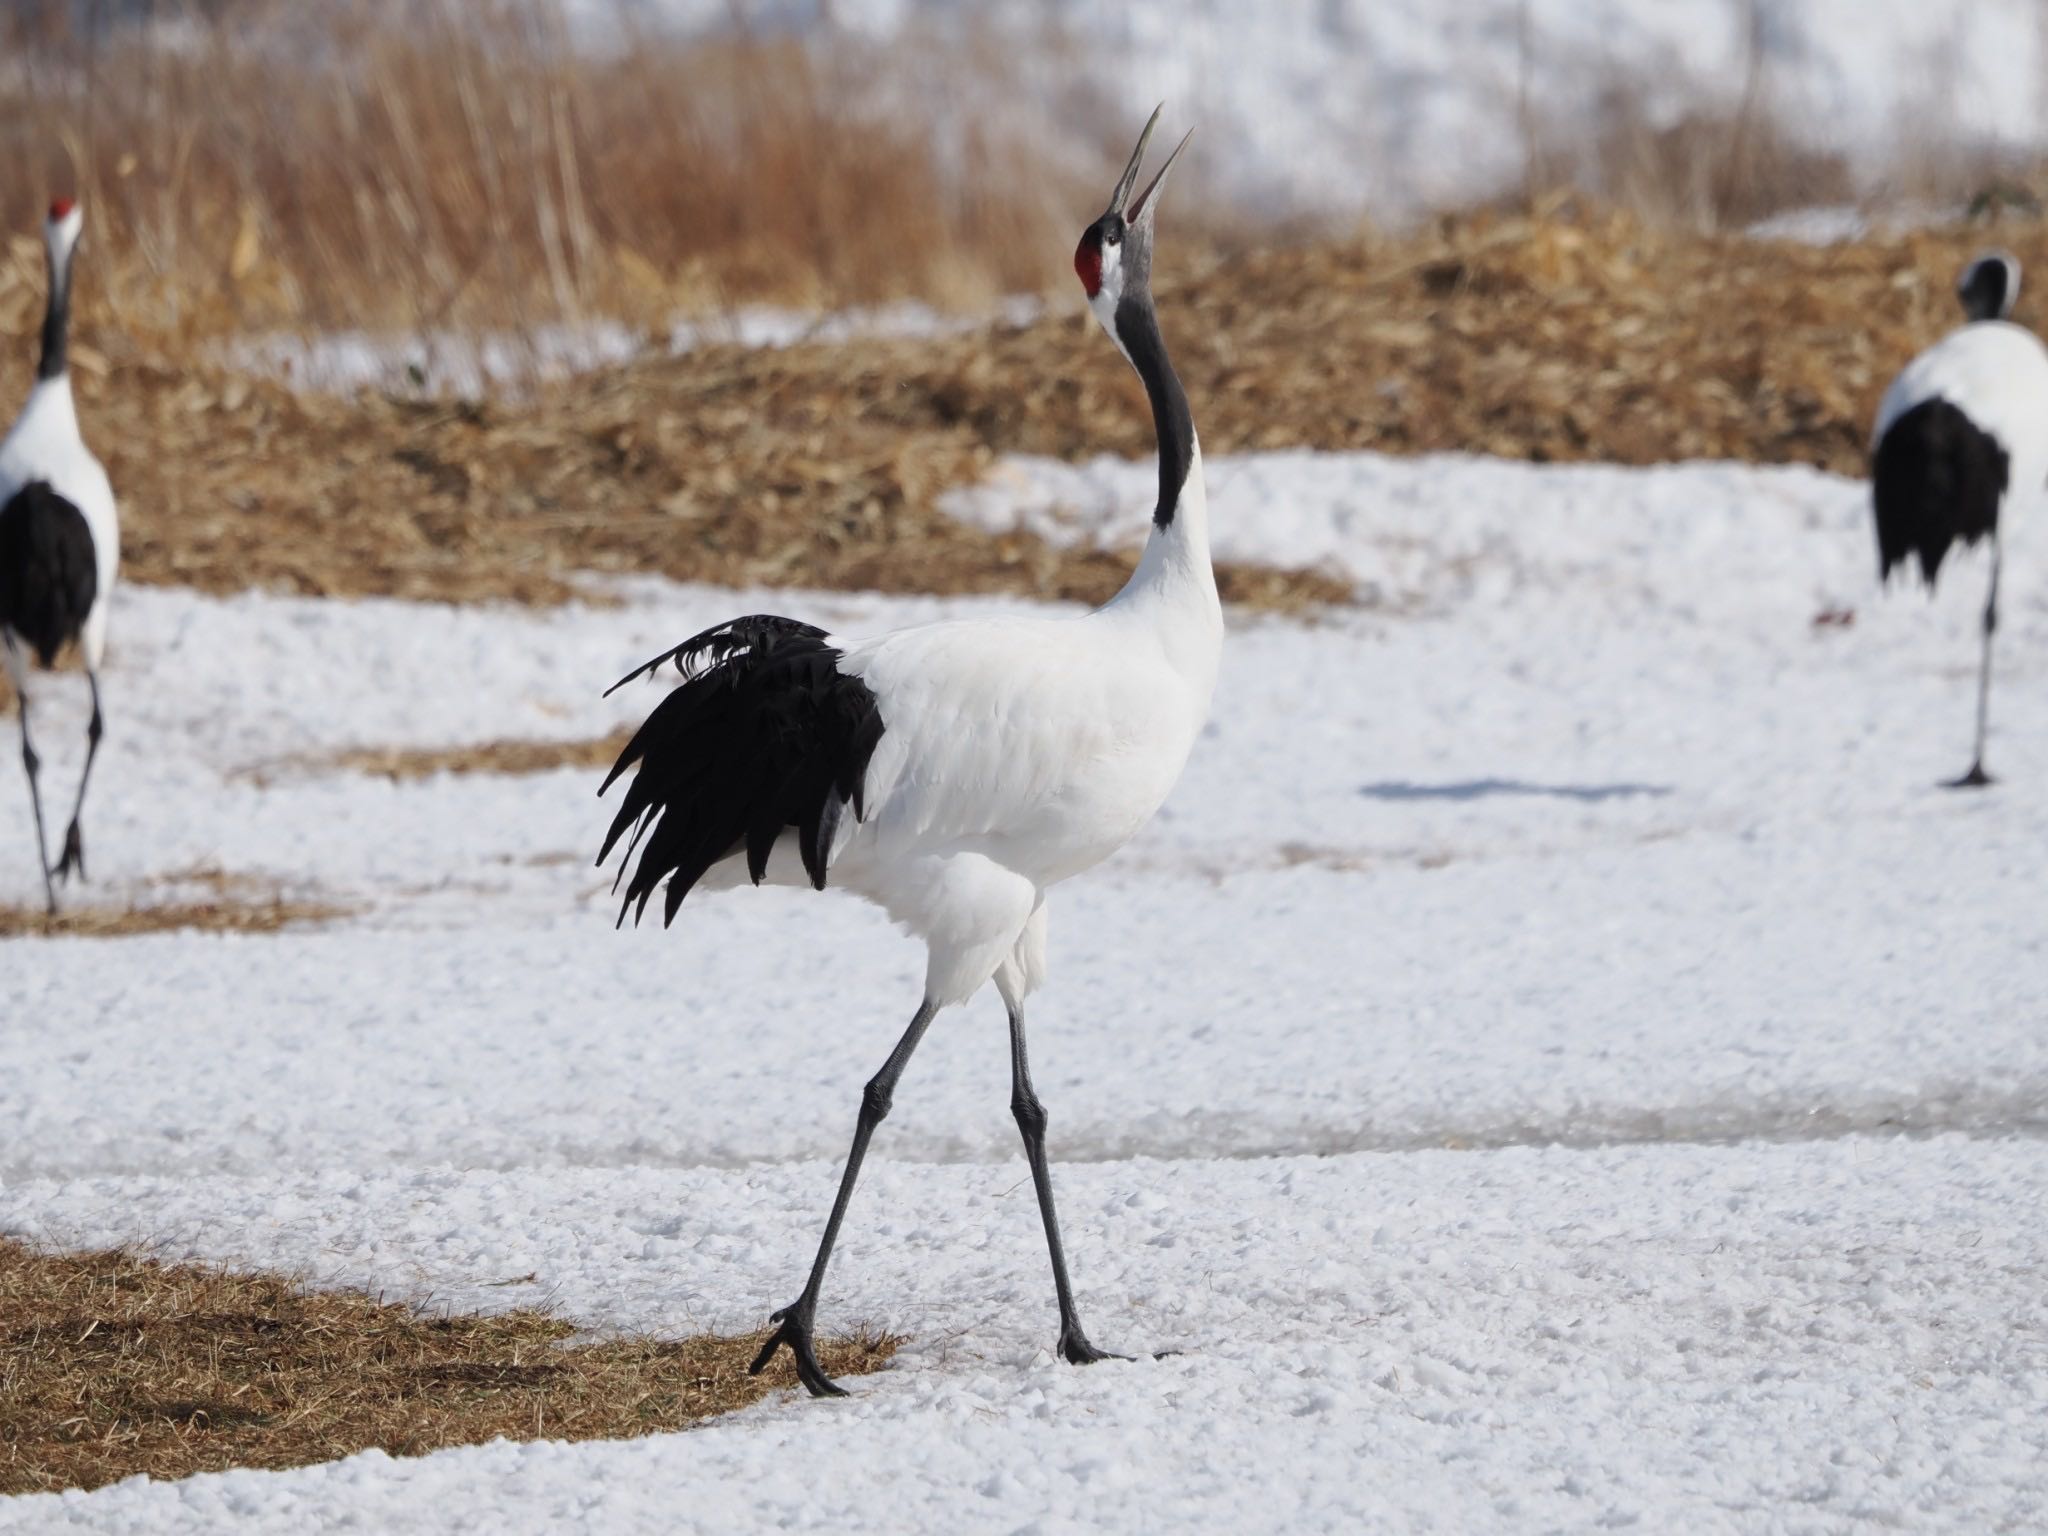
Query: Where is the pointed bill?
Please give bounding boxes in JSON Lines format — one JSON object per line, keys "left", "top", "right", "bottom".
{"left": 1106, "top": 104, "right": 1165, "bottom": 217}
{"left": 1127, "top": 125, "right": 1193, "bottom": 223}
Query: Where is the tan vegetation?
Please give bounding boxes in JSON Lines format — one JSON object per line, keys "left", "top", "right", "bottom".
{"left": 0, "top": 0, "right": 2021, "bottom": 339}
{"left": 0, "top": 0, "right": 1081, "bottom": 338}
{"left": 242, "top": 731, "right": 635, "bottom": 785}
{"left": 0, "top": 865, "right": 346, "bottom": 936}
{"left": 0, "top": 208, "right": 2034, "bottom": 613}
{"left": 0, "top": 1239, "right": 894, "bottom": 1496}
{"left": 0, "top": 297, "right": 1360, "bottom": 610}
{"left": 0, "top": 898, "right": 345, "bottom": 939}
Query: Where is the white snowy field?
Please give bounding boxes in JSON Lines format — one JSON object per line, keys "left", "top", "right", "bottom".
{"left": 4, "top": 450, "right": 2047, "bottom": 1531}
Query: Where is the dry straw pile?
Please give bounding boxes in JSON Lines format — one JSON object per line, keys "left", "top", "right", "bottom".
{"left": 4, "top": 208, "right": 2039, "bottom": 614}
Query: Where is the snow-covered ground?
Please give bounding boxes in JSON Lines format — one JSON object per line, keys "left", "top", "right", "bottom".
{"left": 5, "top": 451, "right": 2048, "bottom": 1531}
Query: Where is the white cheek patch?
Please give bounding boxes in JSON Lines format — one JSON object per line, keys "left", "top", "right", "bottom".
{"left": 1087, "top": 241, "right": 1126, "bottom": 328}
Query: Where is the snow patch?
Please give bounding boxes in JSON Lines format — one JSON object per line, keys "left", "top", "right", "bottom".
{"left": 221, "top": 298, "right": 1042, "bottom": 398}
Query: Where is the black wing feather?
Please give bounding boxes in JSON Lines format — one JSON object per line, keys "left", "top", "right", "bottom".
{"left": 598, "top": 615, "right": 885, "bottom": 926}
{"left": 0, "top": 481, "right": 97, "bottom": 668}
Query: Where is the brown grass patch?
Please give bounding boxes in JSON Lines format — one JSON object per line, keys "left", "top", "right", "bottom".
{"left": 18, "top": 320, "right": 1355, "bottom": 610}
{"left": 1, "top": 867, "right": 347, "bottom": 937}
{"left": 0, "top": 1239, "right": 894, "bottom": 1496}
{"left": 0, "top": 896, "right": 348, "bottom": 939}
{"left": 940, "top": 206, "right": 2046, "bottom": 475}
{"left": 243, "top": 731, "right": 634, "bottom": 786}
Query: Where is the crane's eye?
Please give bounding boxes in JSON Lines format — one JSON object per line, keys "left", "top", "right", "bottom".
{"left": 1103, "top": 222, "right": 1124, "bottom": 246}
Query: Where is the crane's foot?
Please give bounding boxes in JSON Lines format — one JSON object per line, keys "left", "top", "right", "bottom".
{"left": 55, "top": 820, "right": 85, "bottom": 882}
{"left": 748, "top": 1301, "right": 848, "bottom": 1398}
{"left": 1056, "top": 1323, "right": 1132, "bottom": 1366}
{"left": 1945, "top": 762, "right": 1996, "bottom": 790}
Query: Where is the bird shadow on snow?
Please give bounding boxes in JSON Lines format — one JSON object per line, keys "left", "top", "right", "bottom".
{"left": 1358, "top": 777, "right": 1674, "bottom": 804}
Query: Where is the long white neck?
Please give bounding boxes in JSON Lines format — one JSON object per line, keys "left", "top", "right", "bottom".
{"left": 10, "top": 373, "right": 83, "bottom": 452}
{"left": 1120, "top": 435, "right": 1214, "bottom": 602}
{"left": 1109, "top": 437, "right": 1220, "bottom": 712}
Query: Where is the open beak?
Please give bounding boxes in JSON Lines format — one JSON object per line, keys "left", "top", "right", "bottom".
{"left": 1106, "top": 104, "right": 1193, "bottom": 225}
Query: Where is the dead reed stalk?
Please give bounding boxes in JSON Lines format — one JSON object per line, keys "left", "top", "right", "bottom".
{"left": 0, "top": 0, "right": 1079, "bottom": 345}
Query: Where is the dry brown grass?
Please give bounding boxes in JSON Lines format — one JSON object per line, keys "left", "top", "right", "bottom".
{"left": 0, "top": 0, "right": 1078, "bottom": 340}
{"left": 0, "top": 0, "right": 2033, "bottom": 348}
{"left": 243, "top": 731, "right": 634, "bottom": 786}
{"left": 7, "top": 207, "right": 2033, "bottom": 613}
{"left": 999, "top": 205, "right": 2048, "bottom": 474}
{"left": 0, "top": 864, "right": 349, "bottom": 937}
{"left": 0, "top": 1239, "right": 894, "bottom": 1496}
{"left": 0, "top": 897, "right": 347, "bottom": 939}
{"left": 11, "top": 306, "right": 1357, "bottom": 610}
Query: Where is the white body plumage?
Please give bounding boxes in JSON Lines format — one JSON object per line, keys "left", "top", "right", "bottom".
{"left": 1874, "top": 320, "right": 2048, "bottom": 525}
{"left": 706, "top": 458, "right": 1221, "bottom": 1007}
{"left": 1868, "top": 251, "right": 2048, "bottom": 786}
{"left": 2, "top": 198, "right": 119, "bottom": 912}
{"left": 0, "top": 374, "right": 119, "bottom": 682}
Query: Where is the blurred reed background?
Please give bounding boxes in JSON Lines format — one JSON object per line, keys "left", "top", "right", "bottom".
{"left": 2, "top": 0, "right": 2046, "bottom": 626}
{"left": 0, "top": 0, "right": 1090, "bottom": 345}
{"left": 5, "top": 0, "right": 2041, "bottom": 354}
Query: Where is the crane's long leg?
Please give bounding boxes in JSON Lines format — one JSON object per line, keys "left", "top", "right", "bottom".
{"left": 749, "top": 997, "right": 938, "bottom": 1397}
{"left": 54, "top": 670, "right": 101, "bottom": 883}
{"left": 15, "top": 696, "right": 56, "bottom": 915}
{"left": 1008, "top": 1001, "right": 1127, "bottom": 1366}
{"left": 1949, "top": 535, "right": 2001, "bottom": 789}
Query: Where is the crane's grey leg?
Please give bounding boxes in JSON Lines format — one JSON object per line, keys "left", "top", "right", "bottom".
{"left": 750, "top": 997, "right": 939, "bottom": 1397}
{"left": 54, "top": 669, "right": 101, "bottom": 882}
{"left": 1008, "top": 1001, "right": 1127, "bottom": 1366}
{"left": 1949, "top": 534, "right": 2001, "bottom": 789}
{"left": 15, "top": 694, "right": 56, "bottom": 915}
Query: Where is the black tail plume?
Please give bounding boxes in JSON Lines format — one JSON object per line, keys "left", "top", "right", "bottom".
{"left": 1872, "top": 398, "right": 2009, "bottom": 585}
{"left": 0, "top": 482, "right": 97, "bottom": 667}
{"left": 597, "top": 615, "right": 885, "bottom": 926}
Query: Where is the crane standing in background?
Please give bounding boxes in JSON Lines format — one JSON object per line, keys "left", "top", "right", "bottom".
{"left": 0, "top": 200, "right": 119, "bottom": 913}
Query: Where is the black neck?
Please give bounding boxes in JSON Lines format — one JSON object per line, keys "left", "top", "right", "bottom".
{"left": 38, "top": 244, "right": 71, "bottom": 382}
{"left": 1114, "top": 292, "right": 1193, "bottom": 528}
{"left": 1960, "top": 258, "right": 2013, "bottom": 323}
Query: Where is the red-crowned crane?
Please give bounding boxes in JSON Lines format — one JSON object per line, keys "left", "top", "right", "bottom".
{"left": 597, "top": 108, "right": 1213, "bottom": 1396}
{"left": 1, "top": 199, "right": 117, "bottom": 913}
{"left": 1872, "top": 251, "right": 2048, "bottom": 787}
